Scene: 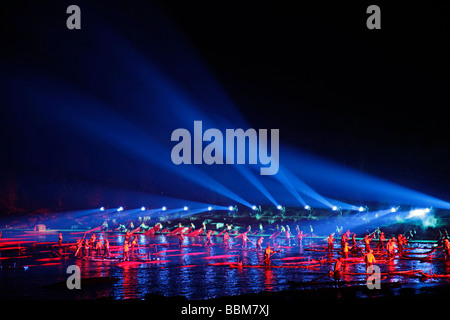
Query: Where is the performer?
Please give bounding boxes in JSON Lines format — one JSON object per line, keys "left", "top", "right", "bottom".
{"left": 90, "top": 234, "right": 96, "bottom": 253}
{"left": 104, "top": 238, "right": 110, "bottom": 258}
{"left": 444, "top": 238, "right": 450, "bottom": 260}
{"left": 296, "top": 229, "right": 303, "bottom": 246}
{"left": 309, "top": 225, "right": 314, "bottom": 237}
{"left": 259, "top": 223, "right": 264, "bottom": 235}
{"left": 125, "top": 230, "right": 131, "bottom": 242}
{"left": 351, "top": 235, "right": 361, "bottom": 254}
{"left": 223, "top": 231, "right": 230, "bottom": 248}
{"left": 257, "top": 237, "right": 264, "bottom": 250}
{"left": 58, "top": 233, "right": 63, "bottom": 247}
{"left": 327, "top": 234, "right": 334, "bottom": 253}
{"left": 377, "top": 231, "right": 386, "bottom": 250}
{"left": 397, "top": 234, "right": 407, "bottom": 254}
{"left": 84, "top": 239, "right": 90, "bottom": 257}
{"left": 374, "top": 227, "right": 381, "bottom": 240}
{"left": 351, "top": 233, "right": 356, "bottom": 247}
{"left": 364, "top": 249, "right": 376, "bottom": 270}
{"left": 95, "top": 239, "right": 103, "bottom": 256}
{"left": 285, "top": 225, "right": 291, "bottom": 246}
{"left": 269, "top": 225, "right": 280, "bottom": 244}
{"left": 179, "top": 233, "right": 185, "bottom": 247}
{"left": 264, "top": 245, "right": 277, "bottom": 266}
{"left": 75, "top": 239, "right": 83, "bottom": 258}
{"left": 364, "top": 235, "right": 372, "bottom": 253}
{"left": 130, "top": 236, "right": 137, "bottom": 254}
{"left": 242, "top": 232, "right": 250, "bottom": 249}
{"left": 386, "top": 238, "right": 396, "bottom": 259}
{"left": 202, "top": 222, "right": 207, "bottom": 234}
{"left": 204, "top": 230, "right": 212, "bottom": 247}
{"left": 123, "top": 240, "right": 130, "bottom": 261}
{"left": 341, "top": 232, "right": 348, "bottom": 251}
{"left": 333, "top": 257, "right": 343, "bottom": 285}
{"left": 342, "top": 241, "right": 349, "bottom": 259}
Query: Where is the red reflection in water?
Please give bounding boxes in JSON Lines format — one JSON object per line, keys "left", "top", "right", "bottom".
{"left": 0, "top": 241, "right": 35, "bottom": 246}
{"left": 120, "top": 264, "right": 139, "bottom": 299}
{"left": 264, "top": 268, "right": 275, "bottom": 291}
{"left": 201, "top": 254, "right": 239, "bottom": 260}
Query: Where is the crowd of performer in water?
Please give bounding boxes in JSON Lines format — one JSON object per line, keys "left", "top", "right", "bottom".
{"left": 68, "top": 218, "right": 450, "bottom": 277}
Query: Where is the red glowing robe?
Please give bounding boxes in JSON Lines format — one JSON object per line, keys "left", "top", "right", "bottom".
{"left": 144, "top": 224, "right": 161, "bottom": 236}
{"left": 186, "top": 228, "right": 204, "bottom": 237}
{"left": 167, "top": 227, "right": 190, "bottom": 236}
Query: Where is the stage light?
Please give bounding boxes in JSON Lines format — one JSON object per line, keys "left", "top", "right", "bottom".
{"left": 184, "top": 206, "right": 189, "bottom": 211}
{"left": 390, "top": 207, "right": 397, "bottom": 213}
{"left": 304, "top": 205, "right": 311, "bottom": 210}
{"left": 118, "top": 206, "right": 124, "bottom": 212}
{"left": 100, "top": 207, "right": 105, "bottom": 211}
{"left": 252, "top": 205, "right": 257, "bottom": 211}
{"left": 332, "top": 206, "right": 338, "bottom": 211}
{"left": 277, "top": 205, "right": 282, "bottom": 210}
{"left": 161, "top": 206, "right": 167, "bottom": 211}
{"left": 141, "top": 206, "right": 146, "bottom": 211}
{"left": 228, "top": 205, "right": 234, "bottom": 211}
{"left": 208, "top": 206, "right": 213, "bottom": 211}
{"left": 408, "top": 208, "right": 430, "bottom": 218}
{"left": 358, "top": 206, "right": 364, "bottom": 212}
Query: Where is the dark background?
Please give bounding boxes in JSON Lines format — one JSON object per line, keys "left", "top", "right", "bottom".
{"left": 1, "top": 1, "right": 449, "bottom": 213}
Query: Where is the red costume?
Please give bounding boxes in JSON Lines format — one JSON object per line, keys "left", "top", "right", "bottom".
{"left": 223, "top": 232, "right": 230, "bottom": 247}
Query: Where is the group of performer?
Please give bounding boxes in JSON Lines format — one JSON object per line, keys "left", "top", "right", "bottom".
{"left": 74, "top": 230, "right": 140, "bottom": 260}
{"left": 70, "top": 221, "right": 450, "bottom": 273}
{"left": 329, "top": 229, "right": 450, "bottom": 284}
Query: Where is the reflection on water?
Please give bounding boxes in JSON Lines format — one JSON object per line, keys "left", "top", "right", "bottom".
{"left": 264, "top": 268, "right": 275, "bottom": 291}
{"left": 1, "top": 231, "right": 450, "bottom": 300}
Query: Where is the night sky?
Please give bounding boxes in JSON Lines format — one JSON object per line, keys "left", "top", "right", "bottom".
{"left": 1, "top": 1, "right": 450, "bottom": 213}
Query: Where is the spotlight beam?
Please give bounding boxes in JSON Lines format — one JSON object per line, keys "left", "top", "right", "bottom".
{"left": 233, "top": 164, "right": 279, "bottom": 207}
{"left": 274, "top": 168, "right": 306, "bottom": 207}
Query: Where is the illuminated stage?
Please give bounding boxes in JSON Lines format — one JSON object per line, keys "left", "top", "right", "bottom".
{"left": 1, "top": 219, "right": 449, "bottom": 300}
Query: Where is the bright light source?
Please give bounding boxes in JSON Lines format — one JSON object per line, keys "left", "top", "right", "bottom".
{"left": 390, "top": 207, "right": 397, "bottom": 213}
{"left": 100, "top": 207, "right": 105, "bottom": 211}
{"left": 228, "top": 206, "right": 234, "bottom": 211}
{"left": 141, "top": 206, "right": 146, "bottom": 211}
{"left": 408, "top": 208, "right": 429, "bottom": 218}
{"left": 332, "top": 206, "right": 338, "bottom": 211}
{"left": 252, "top": 205, "right": 257, "bottom": 211}
{"left": 358, "top": 206, "right": 364, "bottom": 212}
{"left": 277, "top": 205, "right": 282, "bottom": 210}
{"left": 161, "top": 206, "right": 167, "bottom": 211}
{"left": 118, "top": 206, "right": 124, "bottom": 212}
{"left": 304, "top": 205, "right": 311, "bottom": 210}
{"left": 183, "top": 206, "right": 189, "bottom": 211}
{"left": 208, "top": 206, "right": 213, "bottom": 211}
